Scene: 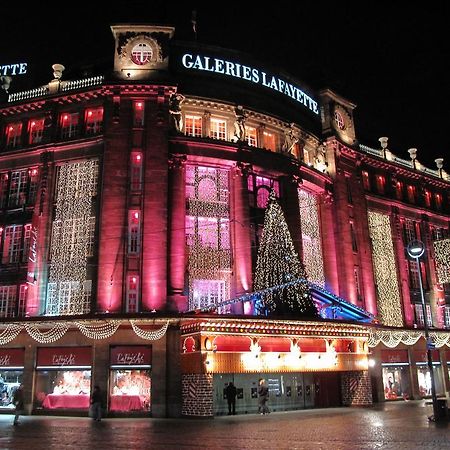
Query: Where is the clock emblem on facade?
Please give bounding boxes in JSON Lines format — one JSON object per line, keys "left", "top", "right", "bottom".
{"left": 131, "top": 42, "right": 153, "bottom": 66}
{"left": 334, "top": 110, "right": 346, "bottom": 130}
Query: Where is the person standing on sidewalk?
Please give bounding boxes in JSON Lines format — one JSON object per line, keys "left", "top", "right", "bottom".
{"left": 225, "top": 381, "right": 237, "bottom": 415}
{"left": 12, "top": 383, "right": 24, "bottom": 426}
{"left": 90, "top": 385, "right": 103, "bottom": 422}
{"left": 257, "top": 378, "right": 270, "bottom": 415}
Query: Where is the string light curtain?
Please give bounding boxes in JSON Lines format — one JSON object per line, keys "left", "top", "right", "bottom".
{"left": 185, "top": 165, "right": 232, "bottom": 311}
{"left": 433, "top": 238, "right": 450, "bottom": 284}
{"left": 46, "top": 160, "right": 98, "bottom": 315}
{"left": 298, "top": 188, "right": 325, "bottom": 287}
{"left": 254, "top": 189, "right": 317, "bottom": 318}
{"left": 367, "top": 210, "right": 403, "bottom": 326}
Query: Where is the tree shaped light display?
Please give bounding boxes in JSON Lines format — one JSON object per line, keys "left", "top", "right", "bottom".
{"left": 253, "top": 189, "right": 318, "bottom": 318}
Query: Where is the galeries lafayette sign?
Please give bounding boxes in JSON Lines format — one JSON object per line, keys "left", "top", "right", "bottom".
{"left": 0, "top": 62, "right": 27, "bottom": 76}
{"left": 181, "top": 53, "right": 319, "bottom": 115}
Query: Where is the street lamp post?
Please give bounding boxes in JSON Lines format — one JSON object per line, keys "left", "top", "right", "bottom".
{"left": 406, "top": 239, "right": 439, "bottom": 421}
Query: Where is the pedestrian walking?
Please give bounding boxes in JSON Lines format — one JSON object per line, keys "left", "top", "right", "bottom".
{"left": 12, "top": 383, "right": 24, "bottom": 426}
{"left": 257, "top": 378, "right": 270, "bottom": 415}
{"left": 225, "top": 381, "right": 237, "bottom": 415}
{"left": 90, "top": 385, "right": 103, "bottom": 422}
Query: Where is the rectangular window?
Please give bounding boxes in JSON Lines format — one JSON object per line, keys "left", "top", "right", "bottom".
{"left": 346, "top": 177, "right": 353, "bottom": 204}
{"left": 126, "top": 275, "right": 139, "bottom": 313}
{"left": 8, "top": 170, "right": 27, "bottom": 208}
{"left": 22, "top": 223, "right": 32, "bottom": 263}
{"left": 185, "top": 115, "right": 202, "bottom": 137}
{"left": 192, "top": 279, "right": 226, "bottom": 310}
{"left": 445, "top": 306, "right": 450, "bottom": 328}
{"left": 376, "top": 175, "right": 385, "bottom": 194}
{"left": 18, "top": 284, "right": 27, "bottom": 317}
{"left": 407, "top": 259, "right": 420, "bottom": 289}
{"left": 5, "top": 122, "right": 22, "bottom": 148}
{"left": 350, "top": 221, "right": 358, "bottom": 252}
{"left": 128, "top": 210, "right": 141, "bottom": 254}
{"left": 395, "top": 181, "right": 403, "bottom": 200}
{"left": 60, "top": 112, "right": 80, "bottom": 139}
{"left": 210, "top": 118, "right": 227, "bottom": 140}
{"left": 407, "top": 185, "right": 416, "bottom": 203}
{"left": 362, "top": 171, "right": 370, "bottom": 190}
{"left": 263, "top": 131, "right": 276, "bottom": 151}
{"left": 415, "top": 304, "right": 432, "bottom": 327}
{"left": 0, "top": 285, "right": 16, "bottom": 318}
{"left": 246, "top": 126, "right": 257, "bottom": 147}
{"left": 28, "top": 118, "right": 45, "bottom": 145}
{"left": 424, "top": 190, "right": 431, "bottom": 208}
{"left": 133, "top": 101, "right": 145, "bottom": 127}
{"left": 2, "top": 225, "right": 23, "bottom": 264}
{"left": 85, "top": 107, "right": 104, "bottom": 135}
{"left": 0, "top": 173, "right": 8, "bottom": 208}
{"left": 247, "top": 175, "right": 280, "bottom": 208}
{"left": 403, "top": 219, "right": 417, "bottom": 245}
{"left": 130, "top": 152, "right": 143, "bottom": 191}
{"left": 354, "top": 266, "right": 363, "bottom": 301}
{"left": 303, "top": 149, "right": 311, "bottom": 165}
{"left": 434, "top": 193, "right": 442, "bottom": 210}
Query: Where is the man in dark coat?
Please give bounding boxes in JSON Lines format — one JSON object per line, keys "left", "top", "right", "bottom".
{"left": 12, "top": 383, "right": 24, "bottom": 425}
{"left": 258, "top": 378, "right": 270, "bottom": 415}
{"left": 91, "top": 385, "right": 103, "bottom": 421}
{"left": 225, "top": 381, "right": 237, "bottom": 415}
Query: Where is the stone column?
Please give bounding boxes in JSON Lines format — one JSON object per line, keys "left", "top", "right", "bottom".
{"left": 230, "top": 163, "right": 253, "bottom": 314}
{"left": 167, "top": 154, "right": 187, "bottom": 312}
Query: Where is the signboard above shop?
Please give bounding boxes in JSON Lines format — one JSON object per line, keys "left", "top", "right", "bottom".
{"left": 0, "top": 63, "right": 27, "bottom": 76}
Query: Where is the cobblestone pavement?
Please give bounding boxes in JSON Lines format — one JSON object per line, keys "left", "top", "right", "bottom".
{"left": 0, "top": 400, "right": 448, "bottom": 450}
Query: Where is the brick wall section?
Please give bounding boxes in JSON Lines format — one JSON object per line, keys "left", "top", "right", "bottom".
{"left": 182, "top": 374, "right": 213, "bottom": 417}
{"left": 341, "top": 371, "right": 373, "bottom": 406}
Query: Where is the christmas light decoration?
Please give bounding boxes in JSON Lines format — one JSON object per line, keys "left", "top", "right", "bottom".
{"left": 46, "top": 160, "right": 98, "bottom": 315}
{"left": 130, "top": 320, "right": 170, "bottom": 340}
{"left": 0, "top": 323, "right": 23, "bottom": 345}
{"left": 433, "top": 238, "right": 450, "bottom": 284}
{"left": 75, "top": 320, "right": 120, "bottom": 339}
{"left": 298, "top": 188, "right": 325, "bottom": 287}
{"left": 24, "top": 322, "right": 69, "bottom": 343}
{"left": 185, "top": 165, "right": 232, "bottom": 311}
{"left": 367, "top": 211, "right": 403, "bottom": 327}
{"left": 254, "top": 190, "right": 317, "bottom": 318}
{"left": 367, "top": 328, "right": 450, "bottom": 348}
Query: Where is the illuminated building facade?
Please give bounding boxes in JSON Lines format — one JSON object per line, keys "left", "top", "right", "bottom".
{"left": 0, "top": 24, "right": 449, "bottom": 417}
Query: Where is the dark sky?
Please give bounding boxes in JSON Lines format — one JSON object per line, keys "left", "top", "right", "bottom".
{"left": 2, "top": 2, "right": 449, "bottom": 170}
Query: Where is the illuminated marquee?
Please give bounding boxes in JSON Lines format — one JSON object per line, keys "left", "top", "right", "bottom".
{"left": 0, "top": 63, "right": 27, "bottom": 76}
{"left": 181, "top": 53, "right": 319, "bottom": 115}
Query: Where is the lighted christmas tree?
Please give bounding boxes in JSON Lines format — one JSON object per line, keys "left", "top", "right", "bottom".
{"left": 253, "top": 189, "right": 318, "bottom": 318}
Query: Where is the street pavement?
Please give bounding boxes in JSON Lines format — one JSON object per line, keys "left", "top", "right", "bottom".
{"left": 0, "top": 400, "right": 448, "bottom": 449}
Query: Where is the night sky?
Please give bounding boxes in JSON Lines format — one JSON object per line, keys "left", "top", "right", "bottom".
{"left": 2, "top": 2, "right": 449, "bottom": 170}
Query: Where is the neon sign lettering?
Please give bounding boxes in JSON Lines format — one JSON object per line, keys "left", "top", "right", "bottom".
{"left": 181, "top": 53, "right": 319, "bottom": 115}
{"left": 0, "top": 63, "right": 27, "bottom": 76}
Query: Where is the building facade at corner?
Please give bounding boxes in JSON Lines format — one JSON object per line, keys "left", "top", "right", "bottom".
{"left": 0, "top": 24, "right": 449, "bottom": 418}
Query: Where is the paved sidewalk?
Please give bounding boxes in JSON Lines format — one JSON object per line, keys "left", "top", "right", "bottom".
{"left": 0, "top": 400, "right": 448, "bottom": 450}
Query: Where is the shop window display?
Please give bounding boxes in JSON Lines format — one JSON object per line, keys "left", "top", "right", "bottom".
{"left": 110, "top": 369, "right": 151, "bottom": 412}
{"left": 382, "top": 366, "right": 410, "bottom": 400}
{"left": 417, "top": 365, "right": 445, "bottom": 397}
{"left": 0, "top": 371, "right": 23, "bottom": 409}
{"left": 35, "top": 370, "right": 91, "bottom": 409}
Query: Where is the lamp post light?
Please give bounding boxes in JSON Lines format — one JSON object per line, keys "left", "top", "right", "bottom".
{"left": 406, "top": 239, "right": 439, "bottom": 421}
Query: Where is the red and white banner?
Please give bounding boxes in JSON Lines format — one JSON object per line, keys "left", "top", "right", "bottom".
{"left": 0, "top": 348, "right": 25, "bottom": 367}
{"left": 110, "top": 346, "right": 151, "bottom": 366}
{"left": 37, "top": 347, "right": 92, "bottom": 367}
